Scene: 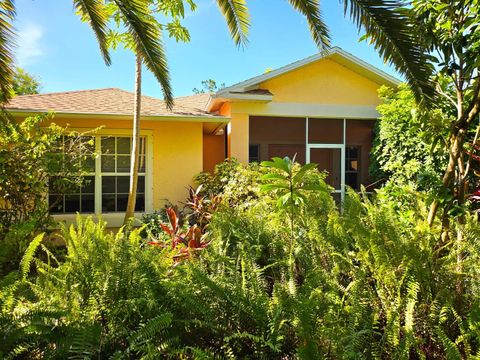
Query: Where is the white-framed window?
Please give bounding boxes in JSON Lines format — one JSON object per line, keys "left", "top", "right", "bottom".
{"left": 49, "top": 132, "right": 152, "bottom": 215}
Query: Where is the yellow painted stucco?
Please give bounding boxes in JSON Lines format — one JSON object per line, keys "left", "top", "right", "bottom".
{"left": 259, "top": 59, "right": 381, "bottom": 105}
{"left": 21, "top": 115, "right": 203, "bottom": 208}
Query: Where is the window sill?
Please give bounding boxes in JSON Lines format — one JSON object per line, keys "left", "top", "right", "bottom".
{"left": 51, "top": 212, "right": 146, "bottom": 228}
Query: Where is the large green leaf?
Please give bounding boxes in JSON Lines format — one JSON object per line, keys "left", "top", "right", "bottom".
{"left": 261, "top": 157, "right": 291, "bottom": 174}
{"left": 113, "top": 0, "right": 173, "bottom": 108}
{"left": 262, "top": 173, "right": 288, "bottom": 181}
{"left": 261, "top": 183, "right": 290, "bottom": 192}
{"left": 216, "top": 0, "right": 250, "bottom": 47}
{"left": 287, "top": 0, "right": 330, "bottom": 49}
{"left": 292, "top": 162, "right": 318, "bottom": 184}
{"left": 74, "top": 0, "right": 111, "bottom": 66}
{"left": 0, "top": 0, "right": 15, "bottom": 104}
{"left": 342, "top": 0, "right": 435, "bottom": 105}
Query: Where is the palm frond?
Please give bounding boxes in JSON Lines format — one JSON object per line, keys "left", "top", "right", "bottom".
{"left": 0, "top": 0, "right": 15, "bottom": 104}
{"left": 342, "top": 0, "right": 435, "bottom": 105}
{"left": 73, "top": 0, "right": 111, "bottom": 66}
{"left": 113, "top": 0, "right": 173, "bottom": 108}
{"left": 287, "top": 0, "right": 330, "bottom": 49}
{"left": 215, "top": 0, "right": 250, "bottom": 47}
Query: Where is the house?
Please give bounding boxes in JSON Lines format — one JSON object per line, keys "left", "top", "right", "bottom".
{"left": 5, "top": 47, "right": 399, "bottom": 226}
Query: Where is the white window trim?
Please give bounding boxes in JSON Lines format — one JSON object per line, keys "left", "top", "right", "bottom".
{"left": 52, "top": 128, "right": 154, "bottom": 226}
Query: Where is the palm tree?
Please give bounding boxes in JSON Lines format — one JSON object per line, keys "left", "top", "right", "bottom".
{"left": 0, "top": 0, "right": 436, "bottom": 222}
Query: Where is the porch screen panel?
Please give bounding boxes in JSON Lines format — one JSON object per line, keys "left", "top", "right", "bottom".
{"left": 308, "top": 118, "right": 343, "bottom": 144}
{"left": 268, "top": 144, "right": 306, "bottom": 164}
{"left": 346, "top": 119, "right": 376, "bottom": 189}
{"left": 249, "top": 116, "right": 306, "bottom": 163}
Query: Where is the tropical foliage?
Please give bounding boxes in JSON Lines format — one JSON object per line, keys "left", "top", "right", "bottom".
{"left": 370, "top": 84, "right": 449, "bottom": 191}
{"left": 2, "top": 159, "right": 480, "bottom": 358}
{"left": 0, "top": 113, "right": 96, "bottom": 275}
{"left": 12, "top": 67, "right": 41, "bottom": 96}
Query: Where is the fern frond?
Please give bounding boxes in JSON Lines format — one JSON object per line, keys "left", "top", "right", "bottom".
{"left": 19, "top": 233, "right": 44, "bottom": 279}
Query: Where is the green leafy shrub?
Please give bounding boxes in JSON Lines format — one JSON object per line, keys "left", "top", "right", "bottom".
{"left": 370, "top": 84, "right": 449, "bottom": 192}
{"left": 194, "top": 158, "right": 265, "bottom": 208}
{"left": 0, "top": 113, "right": 96, "bottom": 275}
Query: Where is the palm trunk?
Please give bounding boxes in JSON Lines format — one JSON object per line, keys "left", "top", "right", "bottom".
{"left": 124, "top": 54, "right": 142, "bottom": 224}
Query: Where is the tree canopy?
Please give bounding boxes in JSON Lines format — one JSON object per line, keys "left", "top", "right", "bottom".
{"left": 12, "top": 67, "right": 40, "bottom": 96}
{"left": 192, "top": 79, "right": 225, "bottom": 94}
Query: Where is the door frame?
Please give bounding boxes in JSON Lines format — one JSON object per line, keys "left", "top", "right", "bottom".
{"left": 305, "top": 117, "right": 346, "bottom": 203}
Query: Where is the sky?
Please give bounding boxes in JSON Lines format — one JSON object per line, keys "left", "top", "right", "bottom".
{"left": 14, "top": 0, "right": 401, "bottom": 98}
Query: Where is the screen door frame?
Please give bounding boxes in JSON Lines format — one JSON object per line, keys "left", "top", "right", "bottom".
{"left": 305, "top": 118, "right": 346, "bottom": 203}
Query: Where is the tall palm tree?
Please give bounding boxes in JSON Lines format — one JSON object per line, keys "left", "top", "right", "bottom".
{"left": 0, "top": 0, "right": 436, "bottom": 222}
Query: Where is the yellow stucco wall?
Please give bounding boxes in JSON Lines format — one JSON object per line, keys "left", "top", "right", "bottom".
{"left": 203, "top": 134, "right": 225, "bottom": 173}
{"left": 29, "top": 116, "right": 203, "bottom": 208}
{"left": 259, "top": 59, "right": 381, "bottom": 105}
{"left": 220, "top": 103, "right": 249, "bottom": 164}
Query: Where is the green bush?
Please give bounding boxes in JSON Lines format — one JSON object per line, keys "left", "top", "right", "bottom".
{"left": 0, "top": 113, "right": 96, "bottom": 275}
{"left": 370, "top": 84, "right": 449, "bottom": 192}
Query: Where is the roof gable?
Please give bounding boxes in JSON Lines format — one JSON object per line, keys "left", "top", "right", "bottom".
{"left": 258, "top": 58, "right": 383, "bottom": 105}
{"left": 216, "top": 47, "right": 400, "bottom": 96}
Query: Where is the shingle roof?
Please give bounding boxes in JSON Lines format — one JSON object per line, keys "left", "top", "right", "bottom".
{"left": 5, "top": 88, "right": 216, "bottom": 117}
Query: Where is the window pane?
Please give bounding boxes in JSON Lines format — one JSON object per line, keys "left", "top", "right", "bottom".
{"left": 346, "top": 173, "right": 358, "bottom": 190}
{"left": 67, "top": 182, "right": 82, "bottom": 195}
{"left": 117, "top": 176, "right": 130, "bottom": 193}
{"left": 81, "top": 194, "right": 95, "bottom": 213}
{"left": 117, "top": 137, "right": 131, "bottom": 154}
{"left": 102, "top": 194, "right": 116, "bottom": 212}
{"left": 249, "top": 145, "right": 259, "bottom": 162}
{"left": 49, "top": 195, "right": 63, "bottom": 213}
{"left": 347, "top": 146, "right": 358, "bottom": 158}
{"left": 117, "top": 155, "right": 130, "bottom": 172}
{"left": 102, "top": 176, "right": 116, "bottom": 194}
{"left": 137, "top": 176, "right": 145, "bottom": 194}
{"left": 138, "top": 155, "right": 146, "bottom": 172}
{"left": 135, "top": 194, "right": 145, "bottom": 212}
{"left": 116, "top": 194, "right": 128, "bottom": 212}
{"left": 101, "top": 137, "right": 115, "bottom": 154}
{"left": 139, "top": 137, "right": 146, "bottom": 156}
{"left": 84, "top": 157, "right": 96, "bottom": 172}
{"left": 348, "top": 160, "right": 358, "bottom": 171}
{"left": 102, "top": 155, "right": 115, "bottom": 172}
{"left": 65, "top": 195, "right": 81, "bottom": 213}
{"left": 82, "top": 176, "right": 95, "bottom": 194}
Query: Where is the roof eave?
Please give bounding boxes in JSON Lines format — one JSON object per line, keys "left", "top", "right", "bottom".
{"left": 207, "top": 92, "right": 273, "bottom": 112}
{"left": 6, "top": 109, "right": 230, "bottom": 123}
